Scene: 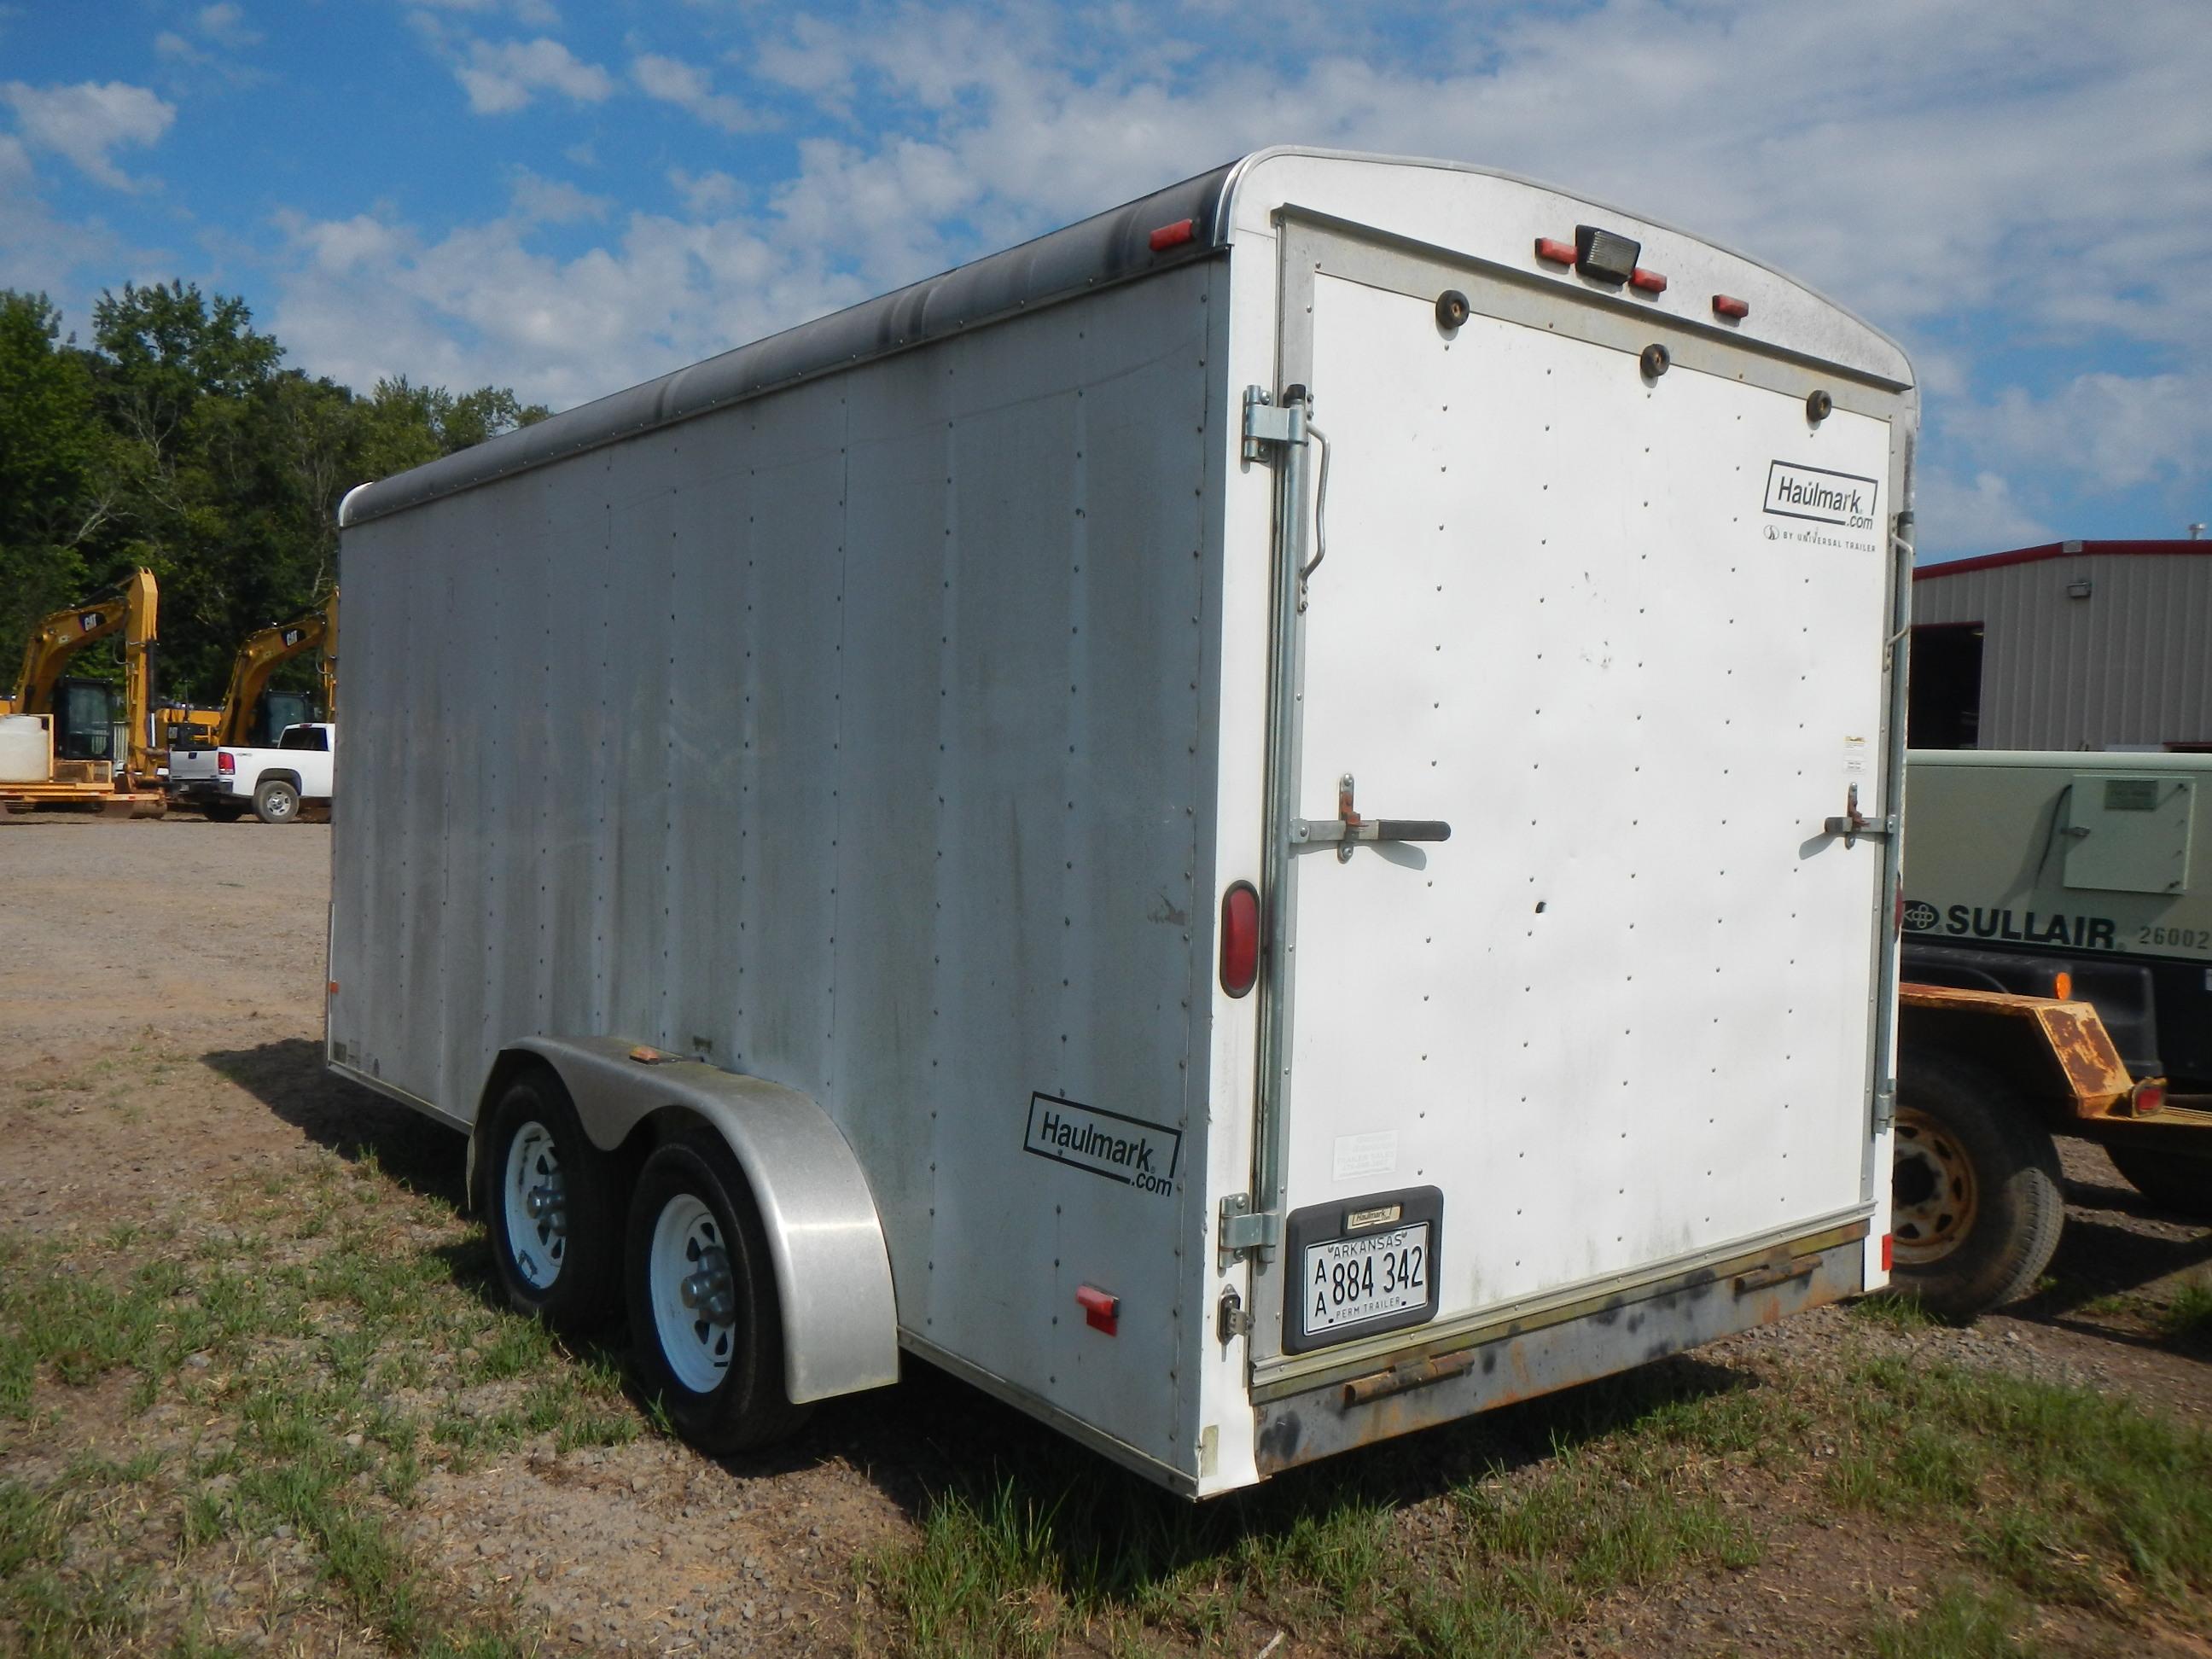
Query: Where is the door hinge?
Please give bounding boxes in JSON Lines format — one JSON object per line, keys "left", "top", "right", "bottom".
{"left": 1242, "top": 385, "right": 1302, "bottom": 463}
{"left": 1218, "top": 1193, "right": 1280, "bottom": 1267}
{"left": 1872, "top": 1083, "right": 1896, "bottom": 1134}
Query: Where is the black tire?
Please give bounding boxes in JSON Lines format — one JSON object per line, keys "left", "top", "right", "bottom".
{"left": 1887, "top": 1054, "right": 2064, "bottom": 1318}
{"left": 626, "top": 1132, "right": 811, "bottom": 1453}
{"left": 251, "top": 777, "right": 299, "bottom": 824}
{"left": 202, "top": 801, "right": 246, "bottom": 823}
{"left": 2105, "top": 1144, "right": 2212, "bottom": 1220}
{"left": 481, "top": 1068, "right": 622, "bottom": 1334}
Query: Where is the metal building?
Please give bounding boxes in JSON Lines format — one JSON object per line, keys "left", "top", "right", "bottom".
{"left": 1908, "top": 540, "right": 2212, "bottom": 750}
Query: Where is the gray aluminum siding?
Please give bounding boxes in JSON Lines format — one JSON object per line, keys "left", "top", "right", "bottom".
{"left": 1913, "top": 551, "right": 2212, "bottom": 749}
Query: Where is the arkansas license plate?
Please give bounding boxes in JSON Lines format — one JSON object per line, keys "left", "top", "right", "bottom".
{"left": 1301, "top": 1222, "right": 1430, "bottom": 1339}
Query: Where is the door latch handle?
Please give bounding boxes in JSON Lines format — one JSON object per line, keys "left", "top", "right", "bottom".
{"left": 1823, "top": 782, "right": 1895, "bottom": 847}
{"left": 1291, "top": 774, "right": 1453, "bottom": 862}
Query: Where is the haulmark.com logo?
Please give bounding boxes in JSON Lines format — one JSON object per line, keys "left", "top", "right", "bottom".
{"left": 1023, "top": 1091, "right": 1181, "bottom": 1196}
{"left": 1764, "top": 461, "right": 1879, "bottom": 531}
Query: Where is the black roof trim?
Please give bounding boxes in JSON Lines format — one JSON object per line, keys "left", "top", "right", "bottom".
{"left": 340, "top": 160, "right": 1241, "bottom": 527}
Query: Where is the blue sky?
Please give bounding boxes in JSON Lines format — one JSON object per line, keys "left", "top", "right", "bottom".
{"left": 2, "top": 0, "right": 2206, "bottom": 562}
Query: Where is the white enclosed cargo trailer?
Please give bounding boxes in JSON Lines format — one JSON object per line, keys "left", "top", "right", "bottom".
{"left": 329, "top": 148, "right": 1915, "bottom": 1496}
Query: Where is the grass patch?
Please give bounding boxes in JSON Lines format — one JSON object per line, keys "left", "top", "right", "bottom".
{"left": 1835, "top": 1355, "right": 2212, "bottom": 1610}
{"left": 0, "top": 1136, "right": 644, "bottom": 1657}
{"left": 1853, "top": 1289, "right": 1947, "bottom": 1330}
{"left": 859, "top": 1372, "right": 1773, "bottom": 1656}
{"left": 1865, "top": 1579, "right": 2038, "bottom": 1658}
{"left": 2157, "top": 1277, "right": 2212, "bottom": 1345}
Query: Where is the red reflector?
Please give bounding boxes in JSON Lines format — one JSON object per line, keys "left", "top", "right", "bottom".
{"left": 2052, "top": 971, "right": 2073, "bottom": 1000}
{"left": 1712, "top": 294, "right": 1750, "bottom": 319}
{"left": 1076, "top": 1284, "right": 1119, "bottom": 1336}
{"left": 1880, "top": 1232, "right": 1893, "bottom": 1272}
{"left": 1220, "top": 882, "right": 1260, "bottom": 998}
{"left": 1534, "top": 237, "right": 1577, "bottom": 266}
{"left": 1628, "top": 267, "right": 1668, "bottom": 294}
{"left": 218, "top": 752, "right": 235, "bottom": 773}
{"left": 1148, "top": 218, "right": 1195, "bottom": 253}
{"left": 327, "top": 981, "right": 340, "bottom": 996}
{"left": 2133, "top": 1080, "right": 2168, "bottom": 1115}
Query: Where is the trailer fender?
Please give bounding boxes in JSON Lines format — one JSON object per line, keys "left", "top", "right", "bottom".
{"left": 1897, "top": 984, "right": 2139, "bottom": 1120}
{"left": 494, "top": 1035, "right": 899, "bottom": 1405}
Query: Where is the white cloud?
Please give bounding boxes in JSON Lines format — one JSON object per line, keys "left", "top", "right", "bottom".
{"left": 272, "top": 201, "right": 870, "bottom": 410}
{"left": 154, "top": 31, "right": 209, "bottom": 66}
{"left": 631, "top": 52, "right": 756, "bottom": 132}
{"left": 1914, "top": 469, "right": 2053, "bottom": 562}
{"left": 0, "top": 79, "right": 174, "bottom": 190}
{"left": 452, "top": 37, "right": 614, "bottom": 114}
{"left": 1951, "top": 373, "right": 2212, "bottom": 498}
{"left": 509, "top": 167, "right": 609, "bottom": 224}
{"left": 668, "top": 166, "right": 743, "bottom": 217}
{"left": 195, "top": 3, "right": 261, "bottom": 48}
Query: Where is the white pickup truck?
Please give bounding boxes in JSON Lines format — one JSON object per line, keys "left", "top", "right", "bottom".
{"left": 167, "top": 721, "right": 335, "bottom": 823}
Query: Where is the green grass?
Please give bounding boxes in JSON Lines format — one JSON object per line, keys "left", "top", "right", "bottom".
{"left": 1829, "top": 1355, "right": 2212, "bottom": 1610}
{"left": 2158, "top": 1277, "right": 2212, "bottom": 1344}
{"left": 0, "top": 1140, "right": 642, "bottom": 1657}
{"left": 1865, "top": 1580, "right": 2038, "bottom": 1658}
{"left": 857, "top": 1376, "right": 1778, "bottom": 1657}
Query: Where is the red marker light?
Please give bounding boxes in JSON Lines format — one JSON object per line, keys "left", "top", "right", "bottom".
{"left": 1629, "top": 267, "right": 1668, "bottom": 294}
{"left": 1880, "top": 1233, "right": 1894, "bottom": 1272}
{"left": 1712, "top": 294, "right": 1750, "bottom": 319}
{"left": 1534, "top": 237, "right": 1577, "bottom": 266}
{"left": 1220, "top": 882, "right": 1260, "bottom": 998}
{"left": 1076, "top": 1284, "right": 1120, "bottom": 1336}
{"left": 1148, "top": 218, "right": 1196, "bottom": 253}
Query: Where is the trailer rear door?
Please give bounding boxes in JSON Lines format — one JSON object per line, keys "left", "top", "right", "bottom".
{"left": 1249, "top": 216, "right": 1901, "bottom": 1371}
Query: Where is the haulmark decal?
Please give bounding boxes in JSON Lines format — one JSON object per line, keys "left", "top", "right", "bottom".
{"left": 1764, "top": 460, "right": 1879, "bottom": 530}
{"left": 1023, "top": 1092, "right": 1180, "bottom": 1196}
{"left": 1904, "top": 899, "right": 2117, "bottom": 951}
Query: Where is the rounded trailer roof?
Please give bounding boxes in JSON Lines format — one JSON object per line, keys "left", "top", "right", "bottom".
{"left": 341, "top": 146, "right": 1910, "bottom": 529}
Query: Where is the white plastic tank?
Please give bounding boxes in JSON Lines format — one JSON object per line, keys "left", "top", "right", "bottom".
{"left": 0, "top": 713, "right": 52, "bottom": 782}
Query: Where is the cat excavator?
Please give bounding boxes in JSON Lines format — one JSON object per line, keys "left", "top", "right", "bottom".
{"left": 0, "top": 568, "right": 167, "bottom": 814}
{"left": 208, "top": 590, "right": 337, "bottom": 748}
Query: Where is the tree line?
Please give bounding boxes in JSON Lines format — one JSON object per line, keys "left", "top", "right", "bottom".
{"left": 0, "top": 282, "right": 546, "bottom": 705}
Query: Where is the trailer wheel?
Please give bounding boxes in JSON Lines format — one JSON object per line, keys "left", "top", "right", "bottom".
{"left": 483, "top": 1069, "right": 621, "bottom": 1334}
{"left": 2105, "top": 1144, "right": 2212, "bottom": 1220}
{"left": 252, "top": 778, "right": 299, "bottom": 824}
{"left": 1887, "top": 1055, "right": 2064, "bottom": 1318}
{"left": 626, "top": 1132, "right": 811, "bottom": 1453}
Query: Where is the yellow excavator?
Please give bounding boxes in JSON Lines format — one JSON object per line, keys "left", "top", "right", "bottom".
{"left": 208, "top": 590, "right": 337, "bottom": 748}
{"left": 0, "top": 568, "right": 167, "bottom": 814}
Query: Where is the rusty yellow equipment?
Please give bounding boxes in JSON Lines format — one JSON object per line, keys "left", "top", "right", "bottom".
{"left": 0, "top": 569, "right": 166, "bottom": 813}
{"left": 211, "top": 590, "right": 337, "bottom": 748}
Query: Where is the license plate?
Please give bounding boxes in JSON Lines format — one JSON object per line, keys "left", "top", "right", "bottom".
{"left": 1301, "top": 1222, "right": 1430, "bottom": 1338}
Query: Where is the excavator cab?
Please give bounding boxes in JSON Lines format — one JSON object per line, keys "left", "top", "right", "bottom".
{"left": 50, "top": 678, "right": 121, "bottom": 764}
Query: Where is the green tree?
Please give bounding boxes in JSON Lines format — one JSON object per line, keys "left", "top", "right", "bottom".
{"left": 0, "top": 279, "right": 549, "bottom": 705}
{"left": 0, "top": 291, "right": 113, "bottom": 693}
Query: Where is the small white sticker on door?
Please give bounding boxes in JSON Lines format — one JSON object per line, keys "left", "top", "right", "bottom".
{"left": 1332, "top": 1131, "right": 1399, "bottom": 1182}
{"left": 1842, "top": 735, "right": 1870, "bottom": 778}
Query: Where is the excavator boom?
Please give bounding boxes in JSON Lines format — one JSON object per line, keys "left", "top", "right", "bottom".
{"left": 211, "top": 591, "right": 335, "bottom": 748}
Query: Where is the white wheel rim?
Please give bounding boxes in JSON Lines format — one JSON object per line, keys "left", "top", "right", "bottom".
{"left": 650, "top": 1192, "right": 736, "bottom": 1394}
{"left": 500, "top": 1120, "right": 567, "bottom": 1289}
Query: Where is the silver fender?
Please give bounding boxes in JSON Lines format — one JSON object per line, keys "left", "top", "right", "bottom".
{"left": 501, "top": 1035, "right": 899, "bottom": 1405}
